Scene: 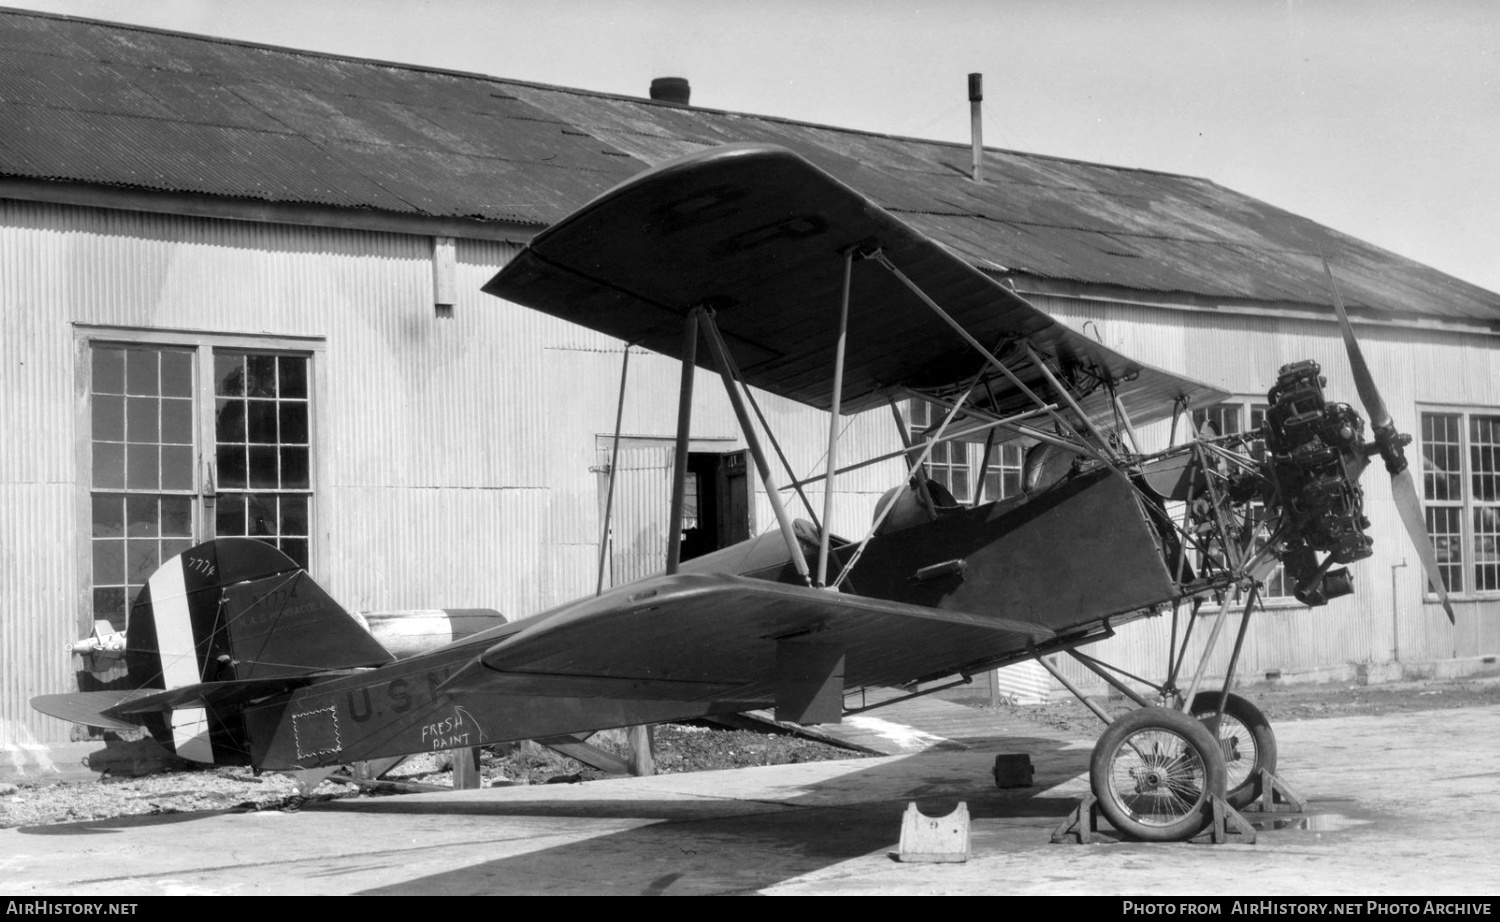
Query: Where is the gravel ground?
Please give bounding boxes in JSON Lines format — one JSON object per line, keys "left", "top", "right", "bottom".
{"left": 984, "top": 673, "right": 1500, "bottom": 736}
{"left": 0, "top": 722, "right": 862, "bottom": 829}
{"left": 5, "top": 674, "right": 1498, "bottom": 830}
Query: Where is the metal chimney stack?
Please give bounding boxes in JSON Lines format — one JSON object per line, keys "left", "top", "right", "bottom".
{"left": 650, "top": 77, "right": 691, "bottom": 106}
{"left": 969, "top": 73, "right": 983, "bottom": 183}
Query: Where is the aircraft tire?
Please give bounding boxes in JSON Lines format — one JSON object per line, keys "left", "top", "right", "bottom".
{"left": 1190, "top": 692, "right": 1277, "bottom": 810}
{"left": 1089, "top": 705, "right": 1226, "bottom": 842}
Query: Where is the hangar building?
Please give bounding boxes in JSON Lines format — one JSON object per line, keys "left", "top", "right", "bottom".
{"left": 3, "top": 9, "right": 1496, "bottom": 750}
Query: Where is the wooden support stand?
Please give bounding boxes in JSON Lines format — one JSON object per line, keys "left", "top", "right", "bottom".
{"left": 1050, "top": 792, "right": 1257, "bottom": 845}
{"left": 1051, "top": 792, "right": 1101, "bottom": 844}
{"left": 1243, "top": 769, "right": 1307, "bottom": 814}
{"left": 350, "top": 755, "right": 407, "bottom": 783}
{"left": 535, "top": 734, "right": 630, "bottom": 775}
{"left": 1197, "top": 795, "right": 1257, "bottom": 845}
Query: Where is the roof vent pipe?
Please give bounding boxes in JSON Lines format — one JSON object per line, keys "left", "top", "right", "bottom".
{"left": 968, "top": 73, "right": 983, "bottom": 183}
{"left": 650, "top": 77, "right": 691, "bottom": 106}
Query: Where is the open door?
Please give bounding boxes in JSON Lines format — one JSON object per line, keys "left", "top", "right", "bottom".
{"left": 597, "top": 443, "right": 752, "bottom": 583}
{"left": 716, "top": 449, "right": 752, "bottom": 550}
{"left": 681, "top": 449, "right": 752, "bottom": 563}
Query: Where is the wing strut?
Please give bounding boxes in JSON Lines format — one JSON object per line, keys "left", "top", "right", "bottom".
{"left": 832, "top": 375, "right": 981, "bottom": 591}
{"left": 888, "top": 395, "right": 938, "bottom": 513}
{"left": 818, "top": 251, "right": 855, "bottom": 588}
{"left": 713, "top": 312, "right": 822, "bottom": 531}
{"left": 1179, "top": 582, "right": 1261, "bottom": 712}
{"left": 871, "top": 252, "right": 1115, "bottom": 473}
{"left": 665, "top": 314, "right": 699, "bottom": 576}
{"left": 698, "top": 308, "right": 814, "bottom": 586}
{"left": 597, "top": 345, "right": 632, "bottom": 594}
{"left": 790, "top": 404, "right": 1054, "bottom": 490}
{"left": 1111, "top": 387, "right": 1142, "bottom": 454}
{"left": 1022, "top": 342, "right": 1118, "bottom": 458}
{"left": 974, "top": 379, "right": 1001, "bottom": 492}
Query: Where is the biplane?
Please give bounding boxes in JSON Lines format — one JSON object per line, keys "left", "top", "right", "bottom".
{"left": 34, "top": 144, "right": 1451, "bottom": 843}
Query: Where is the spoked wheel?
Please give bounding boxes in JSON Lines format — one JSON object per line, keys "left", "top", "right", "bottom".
{"left": 1191, "top": 691, "right": 1277, "bottom": 809}
{"left": 1090, "top": 706, "right": 1226, "bottom": 842}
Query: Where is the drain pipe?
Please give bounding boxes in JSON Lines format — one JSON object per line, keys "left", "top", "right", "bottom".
{"left": 1391, "top": 558, "right": 1407, "bottom": 663}
{"left": 968, "top": 73, "right": 983, "bottom": 182}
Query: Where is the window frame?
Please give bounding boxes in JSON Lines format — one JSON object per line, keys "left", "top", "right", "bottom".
{"left": 904, "top": 399, "right": 1025, "bottom": 505}
{"left": 1418, "top": 403, "right": 1500, "bottom": 600}
{"left": 72, "top": 325, "right": 327, "bottom": 637}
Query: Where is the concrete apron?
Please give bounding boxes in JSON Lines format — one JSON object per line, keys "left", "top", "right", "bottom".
{"left": 4, "top": 705, "right": 1498, "bottom": 896}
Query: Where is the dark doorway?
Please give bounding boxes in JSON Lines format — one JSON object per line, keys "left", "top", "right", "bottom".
{"left": 679, "top": 450, "right": 751, "bottom": 562}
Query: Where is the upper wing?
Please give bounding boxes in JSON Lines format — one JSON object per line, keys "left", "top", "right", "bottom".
{"left": 438, "top": 572, "right": 1052, "bottom": 703}
{"left": 484, "top": 143, "right": 1227, "bottom": 424}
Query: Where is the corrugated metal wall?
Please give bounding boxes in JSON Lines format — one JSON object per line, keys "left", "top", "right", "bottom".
{"left": 0, "top": 198, "right": 909, "bottom": 743}
{"left": 3, "top": 201, "right": 93, "bottom": 751}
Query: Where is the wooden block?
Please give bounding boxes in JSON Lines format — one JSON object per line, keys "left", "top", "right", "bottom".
{"left": 627, "top": 725, "right": 655, "bottom": 776}
{"left": 451, "top": 746, "right": 481, "bottom": 789}
{"left": 897, "top": 801, "right": 970, "bottom": 862}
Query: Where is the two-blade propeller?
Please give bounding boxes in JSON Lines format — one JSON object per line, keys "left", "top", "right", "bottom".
{"left": 1320, "top": 255, "right": 1455, "bottom": 623}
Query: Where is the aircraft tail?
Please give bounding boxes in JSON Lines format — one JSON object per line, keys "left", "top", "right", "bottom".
{"left": 36, "top": 539, "right": 394, "bottom": 765}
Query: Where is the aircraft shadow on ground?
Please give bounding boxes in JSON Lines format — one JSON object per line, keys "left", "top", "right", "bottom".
{"left": 18, "top": 809, "right": 232, "bottom": 835}
{"left": 329, "top": 733, "right": 1087, "bottom": 895}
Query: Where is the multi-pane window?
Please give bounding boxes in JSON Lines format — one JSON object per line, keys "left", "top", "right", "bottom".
{"left": 213, "top": 353, "right": 312, "bottom": 568}
{"left": 1191, "top": 400, "right": 1288, "bottom": 600}
{"left": 1193, "top": 404, "right": 1244, "bottom": 440}
{"left": 906, "top": 400, "right": 1023, "bottom": 505}
{"left": 976, "top": 442, "right": 1023, "bottom": 504}
{"left": 85, "top": 337, "right": 316, "bottom": 631}
{"left": 1421, "top": 410, "right": 1500, "bottom": 594}
{"left": 90, "top": 346, "right": 198, "bottom": 629}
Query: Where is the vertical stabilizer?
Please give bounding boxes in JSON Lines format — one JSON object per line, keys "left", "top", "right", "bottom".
{"left": 123, "top": 539, "right": 392, "bottom": 763}
{"left": 222, "top": 571, "right": 394, "bottom": 678}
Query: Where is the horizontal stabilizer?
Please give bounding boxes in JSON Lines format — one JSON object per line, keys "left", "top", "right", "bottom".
{"left": 102, "top": 674, "right": 345, "bottom": 717}
{"left": 32, "top": 690, "right": 156, "bottom": 731}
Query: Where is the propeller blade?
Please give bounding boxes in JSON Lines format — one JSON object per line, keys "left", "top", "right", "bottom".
{"left": 1390, "top": 468, "right": 1456, "bottom": 623}
{"left": 1318, "top": 255, "right": 1450, "bottom": 622}
{"left": 1320, "top": 253, "right": 1392, "bottom": 433}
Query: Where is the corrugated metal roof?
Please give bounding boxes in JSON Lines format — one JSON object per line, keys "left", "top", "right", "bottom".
{"left": 1, "top": 7, "right": 1496, "bottom": 323}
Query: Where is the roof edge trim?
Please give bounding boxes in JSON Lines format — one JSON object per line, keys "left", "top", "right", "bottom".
{"left": 0, "top": 178, "right": 540, "bottom": 243}
{"left": 1011, "top": 282, "right": 1500, "bottom": 338}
